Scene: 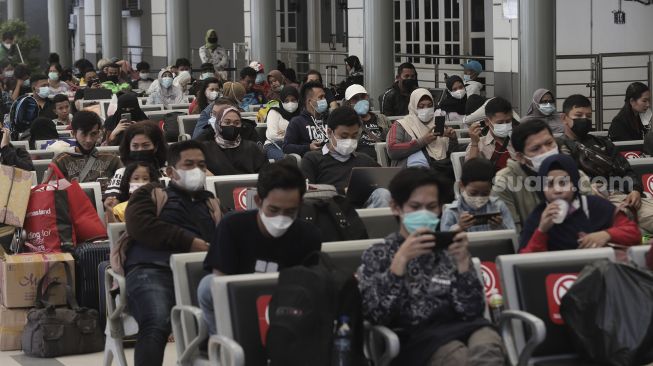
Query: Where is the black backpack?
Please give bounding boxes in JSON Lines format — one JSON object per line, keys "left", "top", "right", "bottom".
{"left": 161, "top": 111, "right": 185, "bottom": 142}
{"left": 266, "top": 253, "right": 366, "bottom": 366}
{"left": 298, "top": 186, "right": 368, "bottom": 242}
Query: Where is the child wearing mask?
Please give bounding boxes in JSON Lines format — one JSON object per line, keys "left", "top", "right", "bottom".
{"left": 441, "top": 157, "right": 515, "bottom": 232}
{"left": 519, "top": 154, "right": 640, "bottom": 253}
{"left": 104, "top": 162, "right": 160, "bottom": 224}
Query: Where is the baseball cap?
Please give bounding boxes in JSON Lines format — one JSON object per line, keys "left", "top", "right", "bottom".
{"left": 344, "top": 84, "right": 367, "bottom": 101}
{"left": 461, "top": 60, "right": 483, "bottom": 74}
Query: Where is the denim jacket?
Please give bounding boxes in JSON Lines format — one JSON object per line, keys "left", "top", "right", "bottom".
{"left": 440, "top": 195, "right": 515, "bottom": 232}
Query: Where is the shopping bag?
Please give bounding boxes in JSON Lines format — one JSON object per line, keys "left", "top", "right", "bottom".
{"left": 560, "top": 260, "right": 653, "bottom": 365}
{"left": 23, "top": 187, "right": 75, "bottom": 252}
{"left": 0, "top": 164, "right": 32, "bottom": 227}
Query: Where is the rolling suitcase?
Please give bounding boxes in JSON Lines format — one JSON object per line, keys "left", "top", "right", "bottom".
{"left": 72, "top": 240, "right": 110, "bottom": 311}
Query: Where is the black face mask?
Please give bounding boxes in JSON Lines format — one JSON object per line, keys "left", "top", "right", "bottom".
{"left": 571, "top": 118, "right": 592, "bottom": 139}
{"left": 107, "top": 75, "right": 119, "bottom": 83}
{"left": 220, "top": 126, "right": 241, "bottom": 141}
{"left": 129, "top": 149, "right": 156, "bottom": 163}
{"left": 402, "top": 78, "right": 418, "bottom": 92}
{"left": 208, "top": 37, "right": 218, "bottom": 44}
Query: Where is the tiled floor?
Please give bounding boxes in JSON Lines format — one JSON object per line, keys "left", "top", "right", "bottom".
{"left": 0, "top": 343, "right": 178, "bottom": 366}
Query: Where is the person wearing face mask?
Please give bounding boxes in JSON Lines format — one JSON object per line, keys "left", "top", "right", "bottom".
{"left": 461, "top": 60, "right": 484, "bottom": 97}
{"left": 192, "top": 84, "right": 246, "bottom": 139}
{"left": 147, "top": 69, "right": 184, "bottom": 107}
{"left": 264, "top": 86, "right": 300, "bottom": 160}
{"left": 239, "top": 65, "right": 267, "bottom": 111}
{"left": 131, "top": 61, "right": 154, "bottom": 92}
{"left": 104, "top": 161, "right": 161, "bottom": 224}
{"left": 0, "top": 32, "right": 18, "bottom": 65}
{"left": 190, "top": 77, "right": 222, "bottom": 114}
{"left": 441, "top": 158, "right": 514, "bottom": 232}
{"left": 520, "top": 89, "right": 565, "bottom": 134}
{"left": 203, "top": 105, "right": 268, "bottom": 175}
{"left": 438, "top": 75, "right": 468, "bottom": 121}
{"left": 358, "top": 167, "right": 505, "bottom": 366}
{"left": 387, "top": 88, "right": 458, "bottom": 183}
{"left": 492, "top": 120, "right": 593, "bottom": 231}
{"left": 466, "top": 97, "right": 517, "bottom": 171}
{"left": 199, "top": 29, "right": 228, "bottom": 80}
{"left": 609, "top": 82, "right": 651, "bottom": 141}
{"left": 301, "top": 106, "right": 390, "bottom": 208}
{"left": 343, "top": 84, "right": 389, "bottom": 159}
{"left": 105, "top": 93, "right": 149, "bottom": 145}
{"left": 303, "top": 69, "right": 338, "bottom": 110}
{"left": 198, "top": 162, "right": 321, "bottom": 335}
{"left": 101, "top": 63, "right": 131, "bottom": 94}
{"left": 519, "top": 154, "right": 640, "bottom": 253}
{"left": 10, "top": 63, "right": 31, "bottom": 101}
{"left": 334, "top": 55, "right": 364, "bottom": 99}
{"left": 123, "top": 140, "right": 221, "bottom": 366}
{"left": 283, "top": 81, "right": 329, "bottom": 156}
{"left": 558, "top": 94, "right": 653, "bottom": 233}
{"left": 46, "top": 63, "right": 69, "bottom": 96}
{"left": 187, "top": 63, "right": 217, "bottom": 98}
{"left": 380, "top": 62, "right": 418, "bottom": 117}
{"left": 8, "top": 74, "right": 57, "bottom": 139}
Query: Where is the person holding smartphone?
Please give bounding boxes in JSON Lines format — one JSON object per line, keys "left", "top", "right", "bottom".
{"left": 466, "top": 97, "right": 517, "bottom": 172}
{"left": 441, "top": 157, "right": 515, "bottom": 232}
{"left": 104, "top": 93, "right": 148, "bottom": 145}
{"left": 357, "top": 167, "right": 505, "bottom": 366}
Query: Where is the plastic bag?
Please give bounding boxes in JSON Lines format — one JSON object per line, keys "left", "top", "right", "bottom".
{"left": 560, "top": 260, "right": 653, "bottom": 365}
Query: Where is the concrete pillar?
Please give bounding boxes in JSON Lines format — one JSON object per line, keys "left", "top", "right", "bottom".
{"left": 364, "top": 0, "right": 394, "bottom": 104}
{"left": 100, "top": 0, "right": 122, "bottom": 60}
{"left": 165, "top": 0, "right": 189, "bottom": 65}
{"left": 519, "top": 0, "right": 556, "bottom": 115}
{"left": 7, "top": 0, "right": 24, "bottom": 20}
{"left": 250, "top": 0, "right": 276, "bottom": 74}
{"left": 48, "top": 0, "right": 71, "bottom": 67}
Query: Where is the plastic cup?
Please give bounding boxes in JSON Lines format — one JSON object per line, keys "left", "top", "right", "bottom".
{"left": 552, "top": 199, "right": 569, "bottom": 224}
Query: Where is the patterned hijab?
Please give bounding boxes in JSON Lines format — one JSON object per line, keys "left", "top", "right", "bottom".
{"left": 212, "top": 106, "right": 242, "bottom": 149}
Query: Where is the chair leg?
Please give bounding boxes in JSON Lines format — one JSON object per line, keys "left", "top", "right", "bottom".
{"left": 104, "top": 334, "right": 129, "bottom": 366}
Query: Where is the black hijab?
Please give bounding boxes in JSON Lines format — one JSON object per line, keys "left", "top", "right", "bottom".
{"left": 268, "top": 85, "right": 300, "bottom": 121}
{"left": 438, "top": 75, "right": 468, "bottom": 115}
{"left": 104, "top": 93, "right": 148, "bottom": 132}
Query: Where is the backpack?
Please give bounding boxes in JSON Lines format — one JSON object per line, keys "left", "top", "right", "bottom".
{"left": 299, "top": 185, "right": 368, "bottom": 242}
{"left": 561, "top": 138, "right": 627, "bottom": 178}
{"left": 161, "top": 111, "right": 186, "bottom": 142}
{"left": 8, "top": 94, "right": 39, "bottom": 139}
{"left": 266, "top": 252, "right": 366, "bottom": 366}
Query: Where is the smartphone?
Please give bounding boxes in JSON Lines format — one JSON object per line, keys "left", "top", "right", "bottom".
{"left": 434, "top": 116, "right": 446, "bottom": 135}
{"left": 121, "top": 113, "right": 131, "bottom": 123}
{"left": 423, "top": 231, "right": 457, "bottom": 252}
{"left": 473, "top": 212, "right": 501, "bottom": 225}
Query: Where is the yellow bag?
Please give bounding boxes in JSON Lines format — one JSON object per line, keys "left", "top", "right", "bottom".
{"left": 112, "top": 201, "right": 128, "bottom": 222}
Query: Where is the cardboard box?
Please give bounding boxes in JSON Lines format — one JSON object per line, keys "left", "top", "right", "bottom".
{"left": 0, "top": 305, "right": 27, "bottom": 351}
{"left": 0, "top": 253, "right": 75, "bottom": 308}
{"left": 0, "top": 165, "right": 32, "bottom": 227}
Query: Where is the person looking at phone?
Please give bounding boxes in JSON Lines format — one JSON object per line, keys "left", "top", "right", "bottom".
{"left": 282, "top": 81, "right": 328, "bottom": 156}
{"left": 387, "top": 88, "right": 458, "bottom": 183}
{"left": 465, "top": 97, "right": 516, "bottom": 171}
{"left": 104, "top": 93, "right": 148, "bottom": 145}
{"left": 519, "top": 154, "right": 639, "bottom": 253}
{"left": 357, "top": 167, "right": 506, "bottom": 366}
{"left": 441, "top": 158, "right": 515, "bottom": 232}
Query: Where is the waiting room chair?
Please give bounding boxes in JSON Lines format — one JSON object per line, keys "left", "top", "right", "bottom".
{"left": 205, "top": 174, "right": 259, "bottom": 211}
{"left": 374, "top": 142, "right": 389, "bottom": 167}
{"left": 355, "top": 207, "right": 399, "bottom": 239}
{"left": 451, "top": 151, "right": 466, "bottom": 182}
{"left": 627, "top": 245, "right": 650, "bottom": 269}
{"left": 178, "top": 114, "right": 201, "bottom": 136}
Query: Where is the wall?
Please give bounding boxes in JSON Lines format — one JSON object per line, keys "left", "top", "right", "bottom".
{"left": 23, "top": 0, "right": 51, "bottom": 69}
{"left": 189, "top": 0, "right": 243, "bottom": 67}
{"left": 492, "top": 0, "right": 519, "bottom": 111}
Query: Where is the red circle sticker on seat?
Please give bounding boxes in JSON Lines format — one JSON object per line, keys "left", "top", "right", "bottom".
{"left": 545, "top": 273, "right": 578, "bottom": 325}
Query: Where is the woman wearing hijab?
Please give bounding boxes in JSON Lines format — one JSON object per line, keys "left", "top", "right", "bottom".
{"left": 266, "top": 70, "right": 287, "bottom": 102}
{"left": 105, "top": 93, "right": 149, "bottom": 145}
{"left": 146, "top": 69, "right": 184, "bottom": 107}
{"left": 203, "top": 105, "right": 268, "bottom": 175}
{"left": 264, "top": 86, "right": 300, "bottom": 160}
{"left": 336, "top": 55, "right": 364, "bottom": 99}
{"left": 199, "top": 29, "right": 228, "bottom": 80}
{"left": 387, "top": 88, "right": 458, "bottom": 182}
{"left": 438, "top": 75, "right": 467, "bottom": 122}
{"left": 520, "top": 89, "right": 564, "bottom": 134}
{"left": 609, "top": 82, "right": 651, "bottom": 141}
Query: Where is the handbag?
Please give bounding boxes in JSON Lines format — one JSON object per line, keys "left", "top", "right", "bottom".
{"left": 0, "top": 164, "right": 32, "bottom": 227}
{"left": 22, "top": 261, "right": 104, "bottom": 357}
{"left": 23, "top": 182, "right": 75, "bottom": 253}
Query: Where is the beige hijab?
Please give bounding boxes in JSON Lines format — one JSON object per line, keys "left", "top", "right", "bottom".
{"left": 398, "top": 88, "right": 448, "bottom": 160}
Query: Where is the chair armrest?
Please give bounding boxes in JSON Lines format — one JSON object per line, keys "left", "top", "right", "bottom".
{"left": 208, "top": 335, "right": 245, "bottom": 366}
{"left": 105, "top": 267, "right": 127, "bottom": 337}
{"left": 364, "top": 321, "right": 400, "bottom": 366}
{"left": 500, "top": 309, "right": 546, "bottom": 366}
{"left": 171, "top": 305, "right": 208, "bottom": 366}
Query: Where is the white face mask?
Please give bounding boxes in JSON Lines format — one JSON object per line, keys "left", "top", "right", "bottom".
{"left": 528, "top": 147, "right": 559, "bottom": 172}
{"left": 450, "top": 89, "right": 466, "bottom": 100}
{"left": 492, "top": 122, "right": 512, "bottom": 138}
{"left": 333, "top": 137, "right": 358, "bottom": 156}
{"left": 461, "top": 191, "right": 490, "bottom": 210}
{"left": 640, "top": 108, "right": 652, "bottom": 126}
{"left": 174, "top": 167, "right": 206, "bottom": 191}
{"left": 416, "top": 107, "right": 435, "bottom": 123}
{"left": 2, "top": 42, "right": 11, "bottom": 49}
{"left": 129, "top": 182, "right": 147, "bottom": 193}
{"left": 3, "top": 70, "right": 14, "bottom": 78}
{"left": 206, "top": 90, "right": 220, "bottom": 101}
{"left": 259, "top": 211, "right": 295, "bottom": 238}
{"left": 282, "top": 101, "right": 299, "bottom": 113}
{"left": 139, "top": 72, "right": 150, "bottom": 80}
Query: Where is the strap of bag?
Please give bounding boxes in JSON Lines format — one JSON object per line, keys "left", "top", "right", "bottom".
{"left": 77, "top": 154, "right": 97, "bottom": 183}
{"left": 35, "top": 261, "right": 78, "bottom": 310}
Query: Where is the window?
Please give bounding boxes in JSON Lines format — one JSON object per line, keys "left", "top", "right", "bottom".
{"left": 321, "top": 0, "right": 348, "bottom": 45}
{"left": 280, "top": 0, "right": 298, "bottom": 44}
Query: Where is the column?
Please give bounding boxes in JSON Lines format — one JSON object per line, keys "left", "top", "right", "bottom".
{"left": 250, "top": 0, "right": 276, "bottom": 74}
{"left": 100, "top": 0, "right": 122, "bottom": 60}
{"left": 7, "top": 0, "right": 24, "bottom": 21}
{"left": 165, "top": 0, "right": 189, "bottom": 65}
{"left": 363, "top": 0, "right": 394, "bottom": 104}
{"left": 519, "top": 0, "right": 556, "bottom": 115}
{"left": 48, "top": 0, "right": 71, "bottom": 67}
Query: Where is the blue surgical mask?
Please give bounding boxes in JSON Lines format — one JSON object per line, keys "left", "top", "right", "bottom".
{"left": 402, "top": 210, "right": 440, "bottom": 234}
{"left": 353, "top": 99, "right": 370, "bottom": 116}
{"left": 255, "top": 73, "right": 265, "bottom": 85}
{"left": 161, "top": 77, "right": 173, "bottom": 88}
{"left": 314, "top": 99, "right": 328, "bottom": 114}
{"left": 538, "top": 103, "right": 556, "bottom": 116}
{"left": 37, "top": 86, "right": 50, "bottom": 99}
{"left": 23, "top": 79, "right": 30, "bottom": 87}
{"left": 463, "top": 74, "right": 471, "bottom": 82}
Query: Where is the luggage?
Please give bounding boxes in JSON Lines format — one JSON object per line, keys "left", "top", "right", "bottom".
{"left": 299, "top": 193, "right": 368, "bottom": 242}
{"left": 73, "top": 240, "right": 110, "bottom": 311}
{"left": 97, "top": 260, "right": 110, "bottom": 331}
{"left": 266, "top": 252, "right": 365, "bottom": 366}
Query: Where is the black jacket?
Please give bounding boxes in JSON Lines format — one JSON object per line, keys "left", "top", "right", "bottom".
{"left": 379, "top": 83, "right": 410, "bottom": 117}
{"left": 609, "top": 109, "right": 648, "bottom": 141}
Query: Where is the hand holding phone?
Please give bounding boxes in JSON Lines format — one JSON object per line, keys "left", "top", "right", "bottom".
{"left": 425, "top": 231, "right": 456, "bottom": 252}
{"left": 473, "top": 212, "right": 501, "bottom": 225}
{"left": 434, "top": 116, "right": 446, "bottom": 135}
{"left": 121, "top": 113, "right": 131, "bottom": 123}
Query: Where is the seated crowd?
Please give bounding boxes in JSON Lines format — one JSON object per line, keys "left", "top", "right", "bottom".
{"left": 1, "top": 44, "right": 653, "bottom": 366}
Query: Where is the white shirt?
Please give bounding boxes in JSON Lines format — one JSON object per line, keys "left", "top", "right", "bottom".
{"left": 264, "top": 109, "right": 289, "bottom": 145}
